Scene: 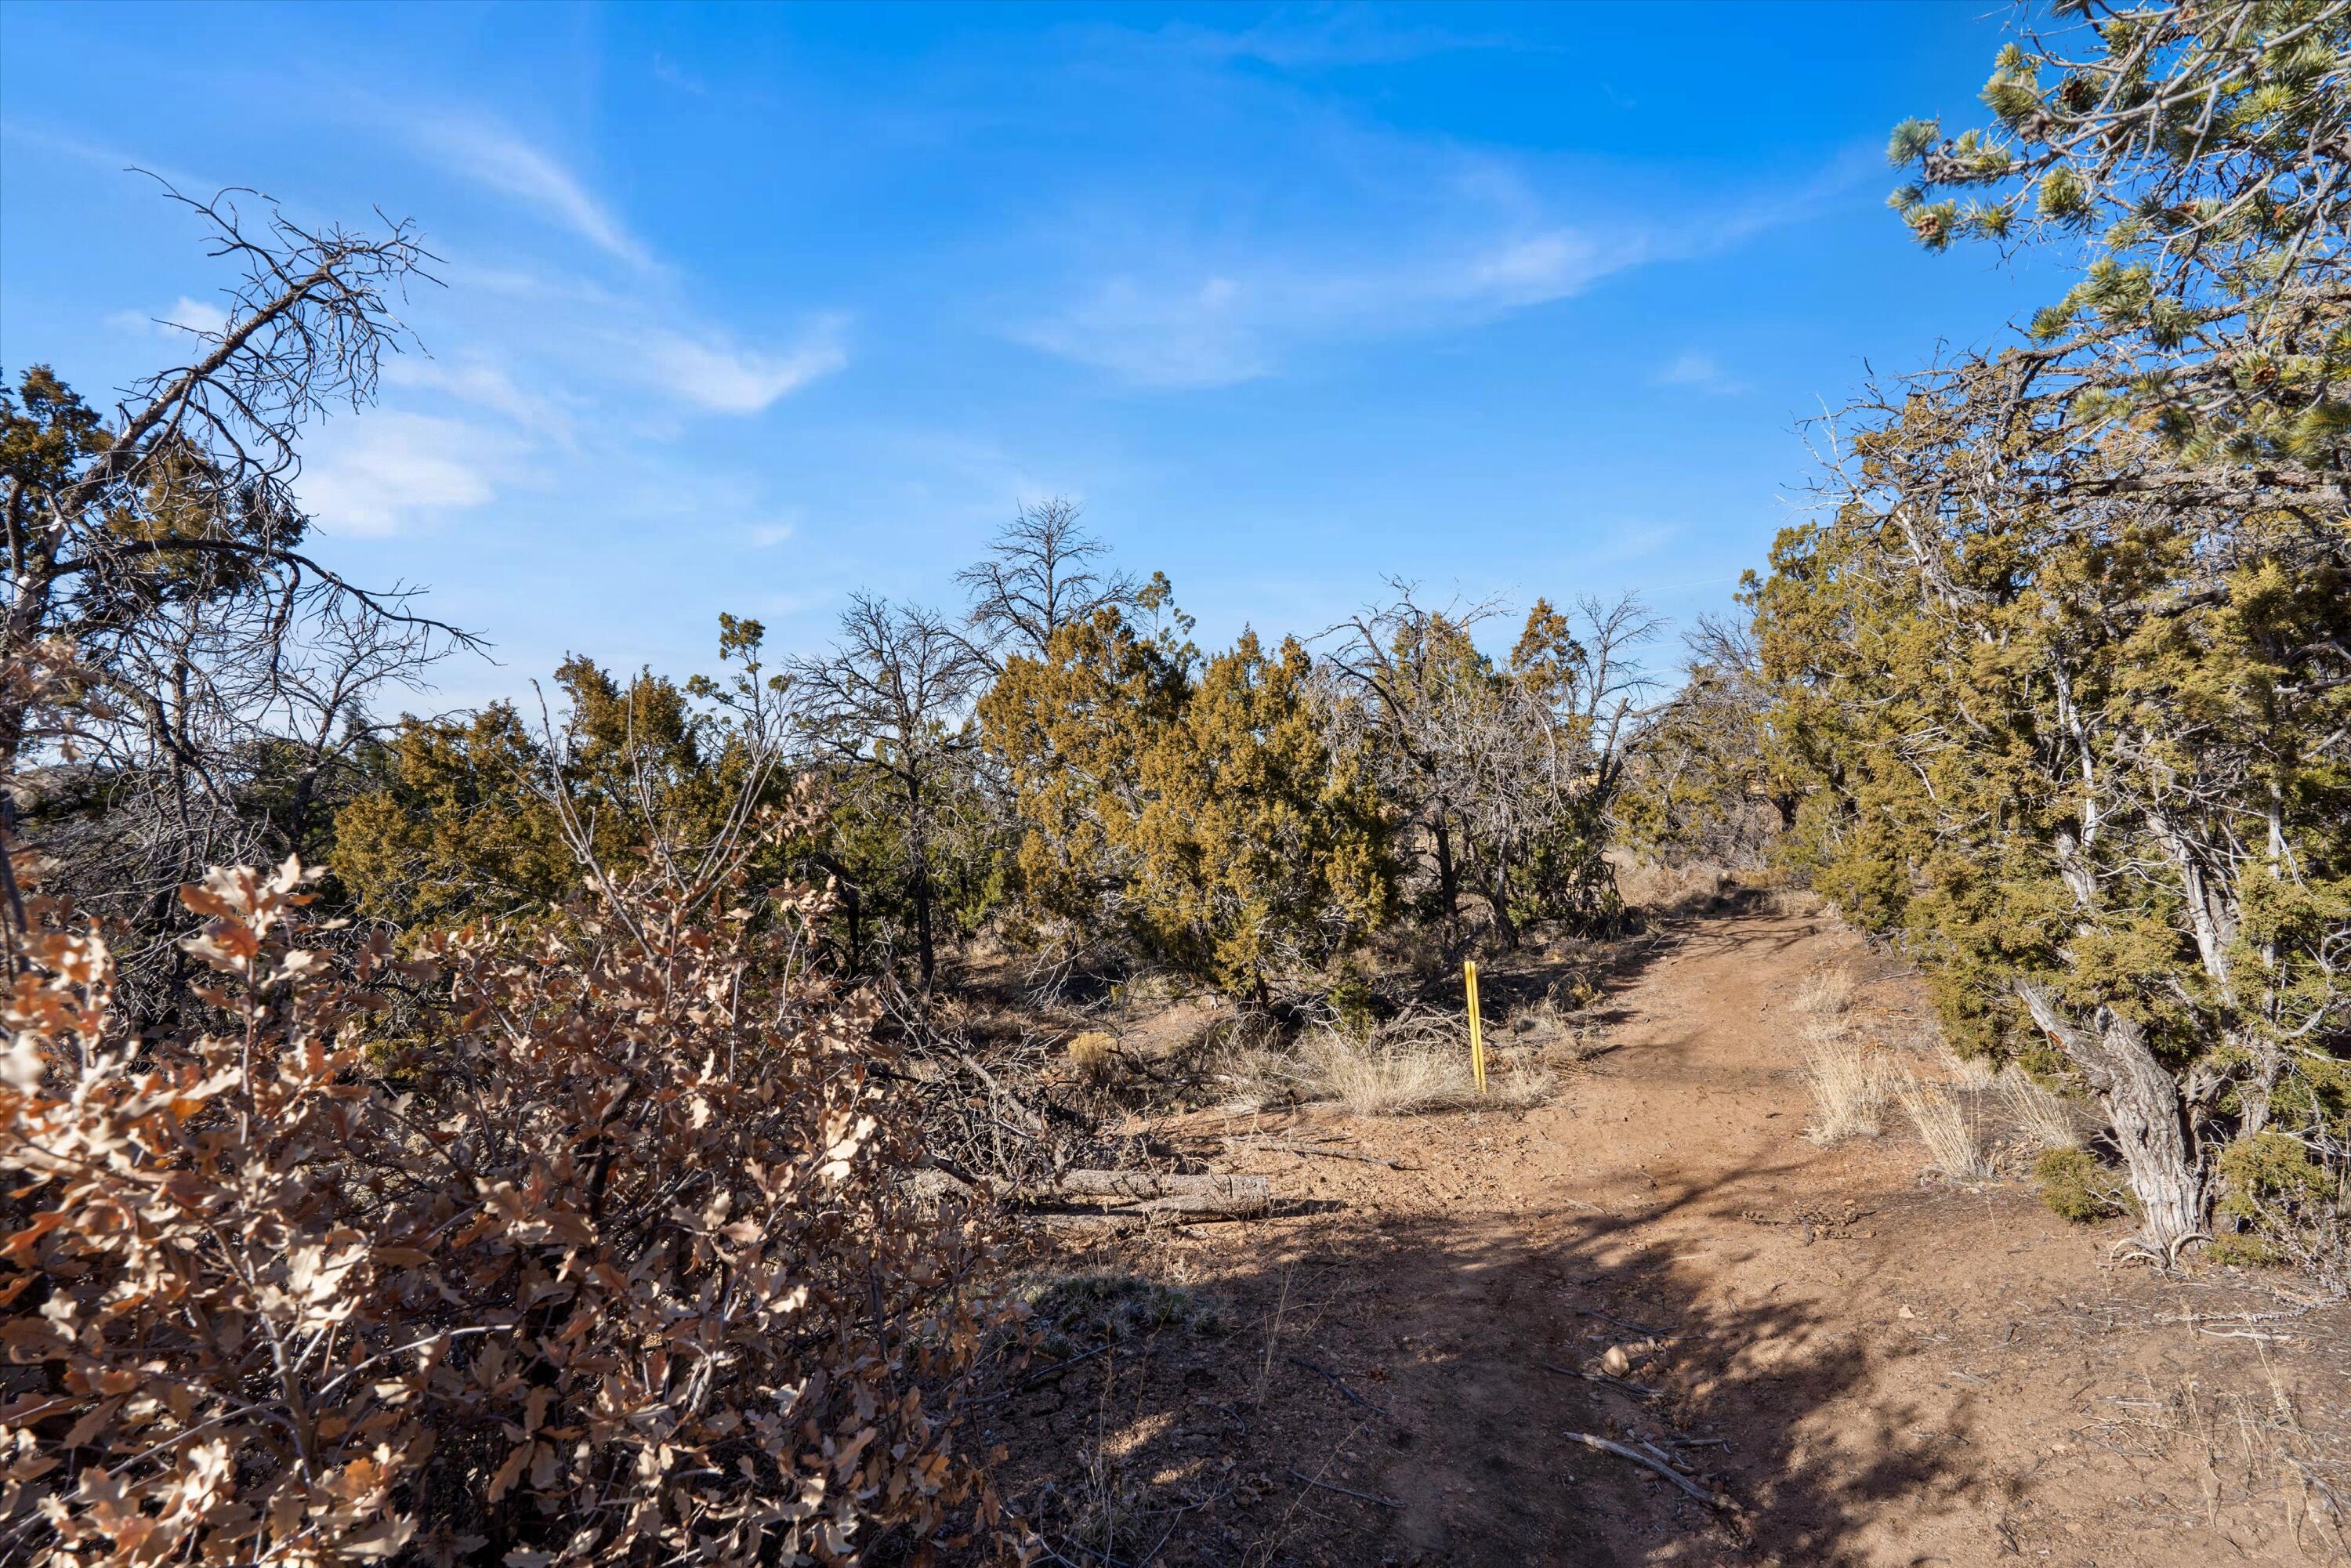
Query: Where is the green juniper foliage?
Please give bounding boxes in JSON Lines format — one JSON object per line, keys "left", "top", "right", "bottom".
{"left": 1758, "top": 0, "right": 2349, "bottom": 1268}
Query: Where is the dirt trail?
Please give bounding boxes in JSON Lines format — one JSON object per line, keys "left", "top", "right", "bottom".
{"left": 1000, "top": 901, "right": 2349, "bottom": 1566}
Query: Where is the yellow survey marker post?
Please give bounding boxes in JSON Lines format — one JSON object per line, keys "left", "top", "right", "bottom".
{"left": 1464, "top": 960, "right": 1487, "bottom": 1094}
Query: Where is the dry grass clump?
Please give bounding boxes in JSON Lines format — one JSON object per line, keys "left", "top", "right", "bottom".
{"left": 1509, "top": 994, "right": 1606, "bottom": 1062}
{"left": 1794, "top": 961, "right": 1896, "bottom": 1142}
{"left": 1295, "top": 1026, "right": 1462, "bottom": 1114}
{"left": 1941, "top": 1047, "right": 2000, "bottom": 1091}
{"left": 1793, "top": 963, "right": 1859, "bottom": 1030}
{"left": 1203, "top": 1009, "right": 1302, "bottom": 1111}
{"left": 1207, "top": 1045, "right": 1295, "bottom": 1112}
{"left": 1800, "top": 1038, "right": 1894, "bottom": 1142}
{"left": 2001, "top": 1066, "right": 2089, "bottom": 1151}
{"left": 1894, "top": 1065, "right": 1996, "bottom": 1181}
{"left": 1067, "top": 1027, "right": 1123, "bottom": 1085}
{"left": 1294, "top": 1010, "right": 1555, "bottom": 1116}
{"left": 1616, "top": 858, "right": 1734, "bottom": 912}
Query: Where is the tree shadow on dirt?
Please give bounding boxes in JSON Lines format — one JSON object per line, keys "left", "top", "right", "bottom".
{"left": 981, "top": 1160, "right": 1997, "bottom": 1567}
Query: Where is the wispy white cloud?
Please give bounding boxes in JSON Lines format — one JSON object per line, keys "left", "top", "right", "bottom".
{"left": 383, "top": 353, "right": 572, "bottom": 439}
{"left": 417, "top": 256, "right": 844, "bottom": 417}
{"left": 106, "top": 293, "right": 230, "bottom": 339}
{"left": 411, "top": 119, "right": 655, "bottom": 270}
{"left": 1651, "top": 351, "right": 1750, "bottom": 396}
{"left": 1013, "top": 224, "right": 1649, "bottom": 389}
{"left": 0, "top": 121, "right": 216, "bottom": 204}
{"left": 745, "top": 519, "right": 797, "bottom": 549}
{"left": 650, "top": 53, "right": 709, "bottom": 96}
{"left": 632, "top": 326, "right": 847, "bottom": 415}
{"left": 1018, "top": 275, "right": 1271, "bottom": 389}
{"left": 1004, "top": 73, "right": 1875, "bottom": 393}
{"left": 299, "top": 411, "right": 530, "bottom": 538}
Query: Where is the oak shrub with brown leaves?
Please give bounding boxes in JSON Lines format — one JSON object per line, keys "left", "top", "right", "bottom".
{"left": 0, "top": 851, "right": 1023, "bottom": 1566}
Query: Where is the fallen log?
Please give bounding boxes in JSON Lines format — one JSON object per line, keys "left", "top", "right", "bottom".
{"left": 1038, "top": 1170, "right": 1270, "bottom": 1208}
{"left": 905, "top": 1164, "right": 1270, "bottom": 1222}
{"left": 1222, "top": 1136, "right": 1409, "bottom": 1169}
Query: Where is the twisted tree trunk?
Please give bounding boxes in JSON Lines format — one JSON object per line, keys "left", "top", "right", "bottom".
{"left": 2017, "top": 979, "right": 2206, "bottom": 1259}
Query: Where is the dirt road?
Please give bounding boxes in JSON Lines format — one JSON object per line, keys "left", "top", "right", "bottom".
{"left": 996, "top": 900, "right": 2349, "bottom": 1566}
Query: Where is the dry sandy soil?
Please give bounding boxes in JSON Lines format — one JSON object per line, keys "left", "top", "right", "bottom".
{"left": 984, "top": 896, "right": 2350, "bottom": 1567}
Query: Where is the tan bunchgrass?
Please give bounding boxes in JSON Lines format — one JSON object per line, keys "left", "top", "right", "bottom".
{"left": 1511, "top": 996, "right": 1606, "bottom": 1062}
{"left": 1291, "top": 1011, "right": 1554, "bottom": 1117}
{"left": 1793, "top": 965, "right": 1857, "bottom": 1034}
{"left": 1942, "top": 1047, "right": 1999, "bottom": 1091}
{"left": 1894, "top": 1066, "right": 1995, "bottom": 1181}
{"left": 1800, "top": 1037, "right": 1893, "bottom": 1143}
{"left": 1999, "top": 1067, "right": 2088, "bottom": 1152}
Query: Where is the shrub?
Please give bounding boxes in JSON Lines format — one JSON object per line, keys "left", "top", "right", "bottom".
{"left": 0, "top": 853, "right": 1021, "bottom": 1566}
{"left": 2036, "top": 1147, "right": 2132, "bottom": 1223}
{"left": 2204, "top": 1234, "right": 2288, "bottom": 1268}
{"left": 1327, "top": 976, "right": 1378, "bottom": 1043}
{"left": 2216, "top": 1132, "right": 2333, "bottom": 1226}
{"left": 2212, "top": 1132, "right": 2342, "bottom": 1276}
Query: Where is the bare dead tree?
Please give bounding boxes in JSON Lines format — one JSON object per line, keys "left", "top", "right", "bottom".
{"left": 3, "top": 184, "right": 470, "bottom": 748}
{"left": 955, "top": 498, "right": 1139, "bottom": 669}
{"left": 1567, "top": 591, "right": 1668, "bottom": 811}
{"left": 1320, "top": 585, "right": 1657, "bottom": 947}
{"left": 0, "top": 181, "right": 475, "bottom": 1015}
{"left": 792, "top": 593, "right": 986, "bottom": 992}
{"left": 1319, "top": 580, "right": 1508, "bottom": 933}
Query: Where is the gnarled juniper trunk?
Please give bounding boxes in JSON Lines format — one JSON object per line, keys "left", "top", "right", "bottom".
{"left": 2018, "top": 980, "right": 2206, "bottom": 1258}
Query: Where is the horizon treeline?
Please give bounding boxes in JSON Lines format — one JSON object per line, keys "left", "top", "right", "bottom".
{"left": 321, "top": 503, "right": 1661, "bottom": 1004}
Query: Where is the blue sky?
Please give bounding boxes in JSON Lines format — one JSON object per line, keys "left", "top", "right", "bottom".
{"left": 1, "top": 2, "right": 2052, "bottom": 707}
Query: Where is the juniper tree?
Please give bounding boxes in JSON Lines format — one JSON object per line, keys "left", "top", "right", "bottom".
{"left": 1128, "top": 630, "right": 1394, "bottom": 999}
{"left": 1757, "top": 0, "right": 2351, "bottom": 1265}
{"left": 336, "top": 622, "right": 793, "bottom": 932}
{"left": 974, "top": 595, "right": 1192, "bottom": 963}
{"left": 979, "top": 590, "right": 1393, "bottom": 996}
